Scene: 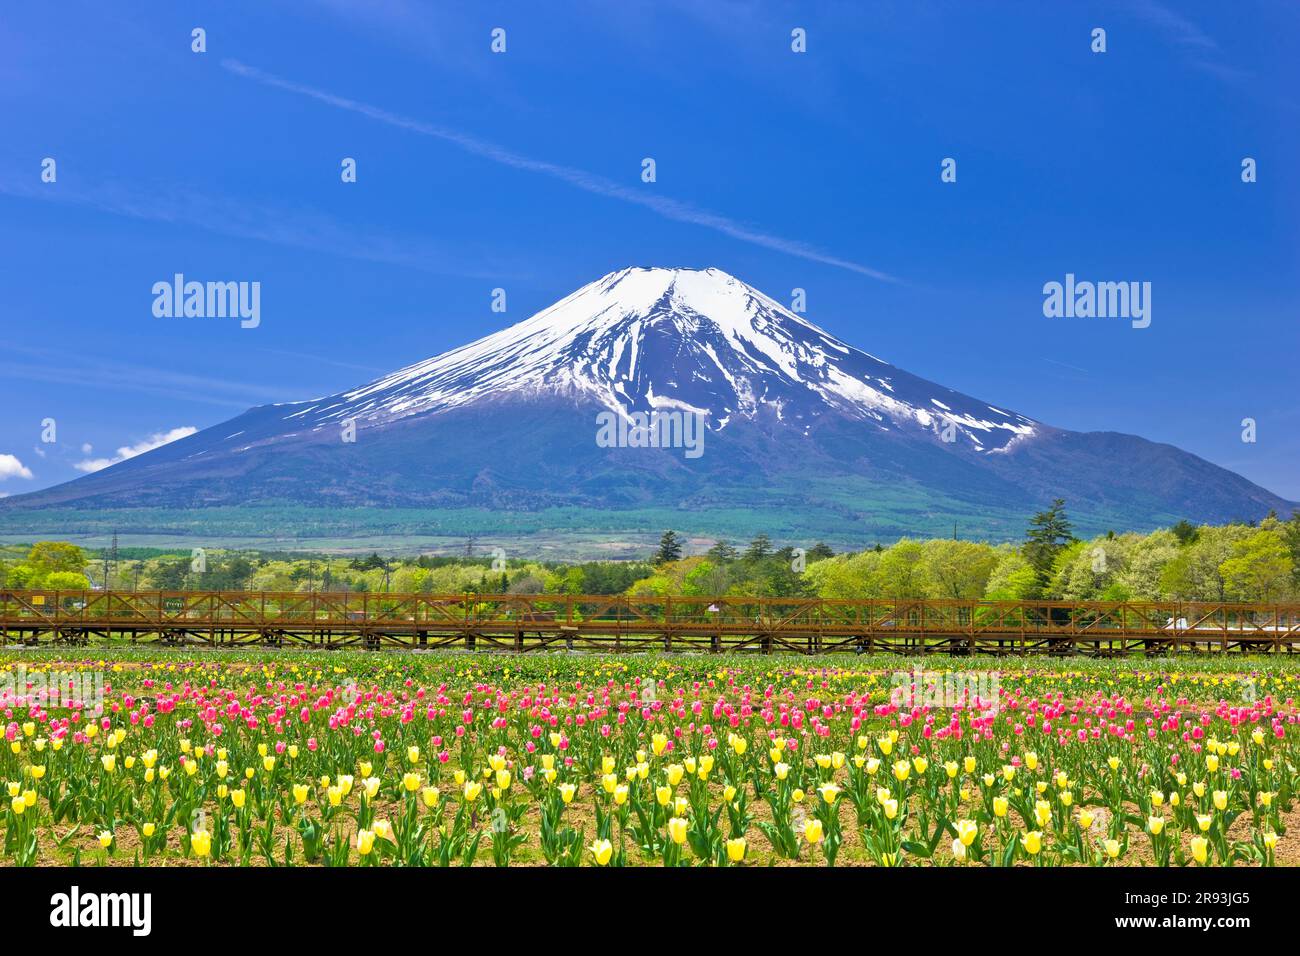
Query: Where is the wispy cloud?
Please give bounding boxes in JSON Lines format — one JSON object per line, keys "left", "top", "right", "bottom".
{"left": 221, "top": 58, "right": 899, "bottom": 283}
{"left": 0, "top": 175, "right": 523, "bottom": 280}
{"left": 74, "top": 426, "right": 198, "bottom": 474}
{"left": 0, "top": 342, "right": 300, "bottom": 409}
{"left": 1128, "top": 0, "right": 1252, "bottom": 86}
{"left": 1129, "top": 0, "right": 1218, "bottom": 49}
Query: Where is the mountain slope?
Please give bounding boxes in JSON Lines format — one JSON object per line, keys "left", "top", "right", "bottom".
{"left": 2, "top": 267, "right": 1291, "bottom": 546}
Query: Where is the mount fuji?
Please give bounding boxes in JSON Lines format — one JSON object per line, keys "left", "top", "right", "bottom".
{"left": 3, "top": 267, "right": 1291, "bottom": 549}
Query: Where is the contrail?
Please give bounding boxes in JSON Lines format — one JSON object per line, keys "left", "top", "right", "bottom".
{"left": 221, "top": 59, "right": 899, "bottom": 283}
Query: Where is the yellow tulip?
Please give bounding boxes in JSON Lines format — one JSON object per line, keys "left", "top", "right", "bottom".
{"left": 590, "top": 838, "right": 613, "bottom": 865}
{"left": 668, "top": 817, "right": 689, "bottom": 845}
{"left": 407, "top": 745, "right": 420, "bottom": 764}
{"left": 804, "top": 819, "right": 824, "bottom": 844}
{"left": 495, "top": 769, "right": 512, "bottom": 791}
{"left": 191, "top": 830, "right": 211, "bottom": 857}
{"left": 421, "top": 786, "right": 439, "bottom": 808}
{"left": 357, "top": 829, "right": 375, "bottom": 856}
{"left": 656, "top": 785, "right": 672, "bottom": 806}
{"left": 1104, "top": 839, "right": 1121, "bottom": 859}
{"left": 819, "top": 783, "right": 841, "bottom": 805}
{"left": 1212, "top": 790, "right": 1227, "bottom": 811}
{"left": 726, "top": 837, "right": 746, "bottom": 862}
{"left": 293, "top": 784, "right": 309, "bottom": 804}
{"left": 614, "top": 784, "right": 629, "bottom": 806}
{"left": 1034, "top": 801, "right": 1051, "bottom": 828}
{"left": 1190, "top": 837, "right": 1208, "bottom": 864}
{"left": 963, "top": 756, "right": 976, "bottom": 774}
{"left": 993, "top": 797, "right": 1009, "bottom": 817}
{"left": 1147, "top": 816, "right": 1165, "bottom": 835}
{"left": 955, "top": 819, "right": 978, "bottom": 847}
{"left": 1021, "top": 831, "right": 1042, "bottom": 855}
{"left": 98, "top": 831, "right": 113, "bottom": 849}
{"left": 143, "top": 822, "right": 156, "bottom": 837}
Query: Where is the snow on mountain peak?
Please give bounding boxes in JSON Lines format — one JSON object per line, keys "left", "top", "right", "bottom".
{"left": 286, "top": 266, "right": 1037, "bottom": 451}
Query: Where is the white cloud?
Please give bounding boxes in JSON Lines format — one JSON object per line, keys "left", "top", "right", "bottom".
{"left": 74, "top": 427, "right": 198, "bottom": 474}
{"left": 81, "top": 443, "right": 93, "bottom": 454}
{"left": 0, "top": 454, "right": 35, "bottom": 481}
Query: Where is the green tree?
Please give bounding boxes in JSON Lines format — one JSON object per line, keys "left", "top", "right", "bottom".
{"left": 807, "top": 542, "right": 835, "bottom": 562}
{"left": 1219, "top": 530, "right": 1294, "bottom": 601}
{"left": 743, "top": 534, "right": 774, "bottom": 562}
{"left": 44, "top": 570, "right": 90, "bottom": 590}
{"left": 1024, "top": 499, "right": 1075, "bottom": 586}
{"left": 705, "top": 540, "right": 739, "bottom": 563}
{"left": 654, "top": 531, "right": 683, "bottom": 565}
{"left": 25, "top": 541, "right": 87, "bottom": 581}
{"left": 1170, "top": 520, "right": 1199, "bottom": 546}
{"left": 918, "top": 540, "right": 999, "bottom": 599}
{"left": 874, "top": 539, "right": 927, "bottom": 598}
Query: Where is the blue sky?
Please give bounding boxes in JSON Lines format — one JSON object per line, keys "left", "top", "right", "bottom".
{"left": 2, "top": 1, "right": 1297, "bottom": 502}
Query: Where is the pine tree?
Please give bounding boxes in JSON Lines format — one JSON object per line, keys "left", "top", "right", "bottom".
{"left": 744, "top": 533, "right": 773, "bottom": 561}
{"left": 654, "top": 531, "right": 683, "bottom": 565}
{"left": 706, "top": 539, "right": 739, "bottom": 563}
{"left": 1024, "top": 498, "right": 1074, "bottom": 585}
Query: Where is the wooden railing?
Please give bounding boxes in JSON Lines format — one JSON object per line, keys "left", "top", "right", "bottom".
{"left": 2, "top": 589, "right": 1299, "bottom": 655}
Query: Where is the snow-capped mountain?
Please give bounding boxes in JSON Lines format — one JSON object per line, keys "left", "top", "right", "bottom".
{"left": 3, "top": 267, "right": 1291, "bottom": 547}
{"left": 283, "top": 267, "right": 1036, "bottom": 453}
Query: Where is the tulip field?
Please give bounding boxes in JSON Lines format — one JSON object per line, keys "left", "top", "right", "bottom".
{"left": 2, "top": 650, "right": 1298, "bottom": 868}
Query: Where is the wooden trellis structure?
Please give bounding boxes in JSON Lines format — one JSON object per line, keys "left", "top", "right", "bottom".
{"left": 2, "top": 589, "right": 1299, "bottom": 655}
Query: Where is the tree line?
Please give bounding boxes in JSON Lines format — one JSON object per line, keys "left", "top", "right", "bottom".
{"left": 1, "top": 501, "right": 1296, "bottom": 603}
